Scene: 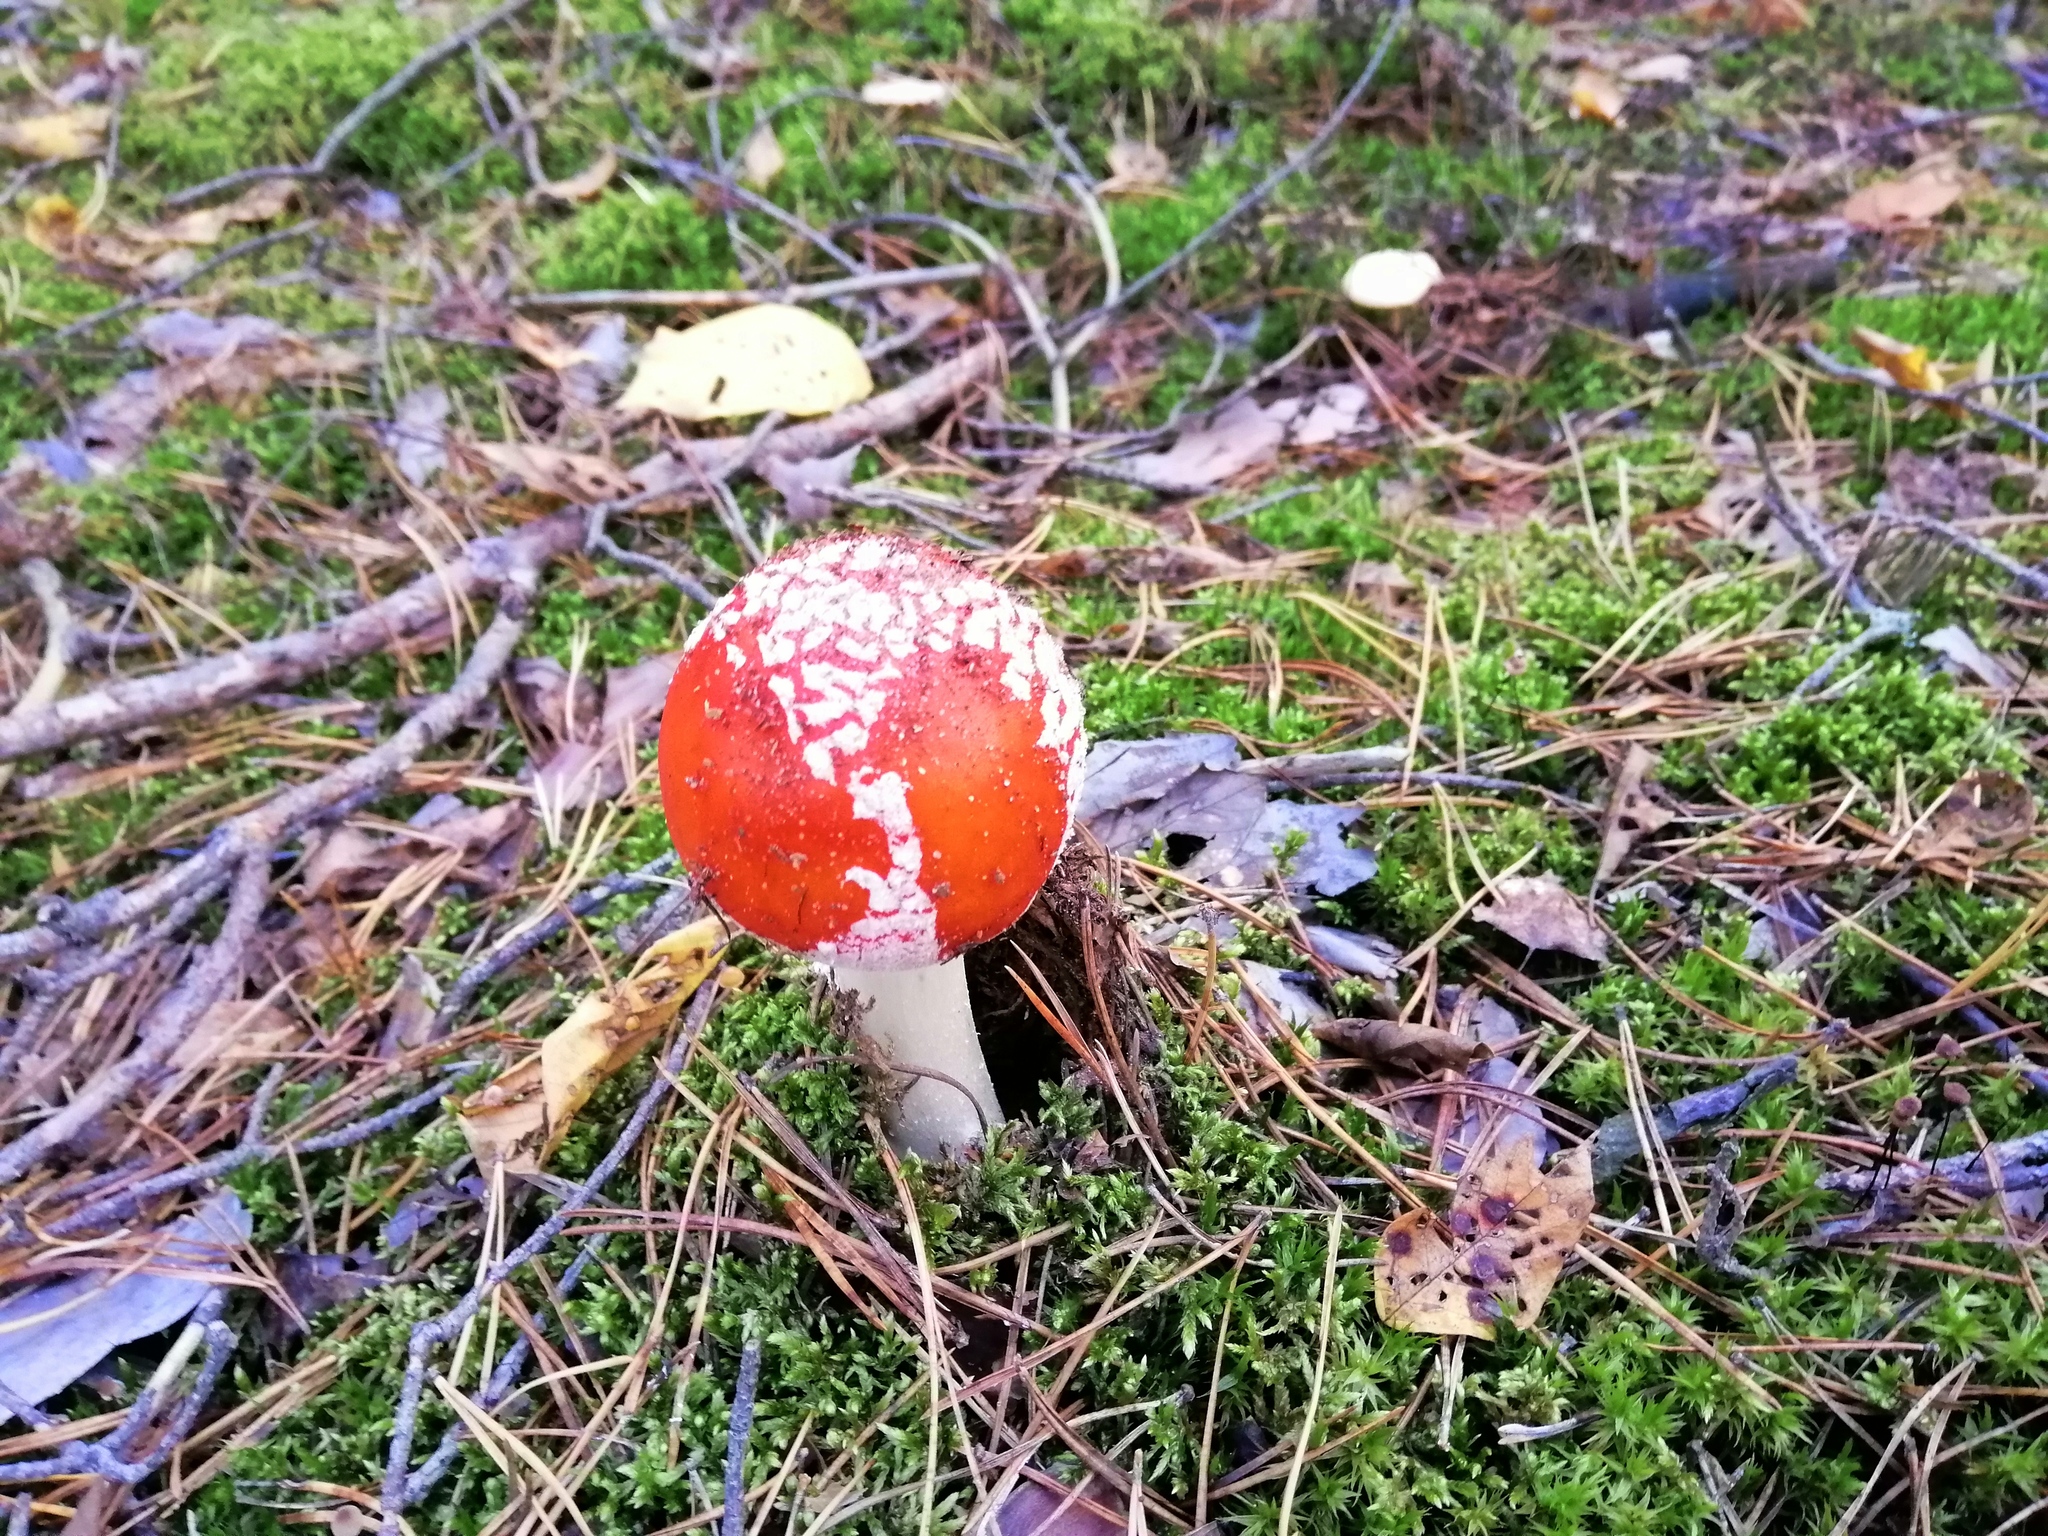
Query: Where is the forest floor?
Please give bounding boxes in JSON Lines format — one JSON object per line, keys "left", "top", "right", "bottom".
{"left": 0, "top": 0, "right": 2046, "bottom": 1533}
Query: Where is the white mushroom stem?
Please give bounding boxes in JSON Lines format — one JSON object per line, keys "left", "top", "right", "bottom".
{"left": 831, "top": 957, "right": 1002, "bottom": 1161}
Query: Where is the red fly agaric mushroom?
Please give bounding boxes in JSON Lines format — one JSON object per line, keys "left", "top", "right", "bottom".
{"left": 657, "top": 531, "right": 1086, "bottom": 1158}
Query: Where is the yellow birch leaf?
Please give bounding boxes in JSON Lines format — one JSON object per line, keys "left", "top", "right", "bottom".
{"left": 617, "top": 304, "right": 873, "bottom": 421}
{"left": 1851, "top": 325, "right": 1946, "bottom": 394}
{"left": 0, "top": 106, "right": 110, "bottom": 161}
{"left": 455, "top": 915, "right": 727, "bottom": 1172}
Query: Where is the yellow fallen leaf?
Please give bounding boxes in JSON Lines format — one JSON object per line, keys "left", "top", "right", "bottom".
{"left": 537, "top": 147, "right": 618, "bottom": 203}
{"left": 739, "top": 121, "right": 785, "bottom": 189}
{"left": 0, "top": 105, "right": 110, "bottom": 161}
{"left": 1851, "top": 325, "right": 1946, "bottom": 394}
{"left": 24, "top": 194, "right": 82, "bottom": 259}
{"left": 617, "top": 304, "right": 874, "bottom": 421}
{"left": 456, "top": 914, "right": 727, "bottom": 1172}
{"left": 1568, "top": 66, "right": 1628, "bottom": 126}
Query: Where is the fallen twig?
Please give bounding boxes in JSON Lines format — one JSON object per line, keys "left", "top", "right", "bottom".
{"left": 511, "top": 262, "right": 987, "bottom": 311}
{"left": 164, "top": 0, "right": 541, "bottom": 206}
{"left": 0, "top": 559, "right": 72, "bottom": 797}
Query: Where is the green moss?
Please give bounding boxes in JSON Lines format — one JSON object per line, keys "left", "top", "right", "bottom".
{"left": 126, "top": 3, "right": 484, "bottom": 189}
{"left": 532, "top": 188, "right": 737, "bottom": 294}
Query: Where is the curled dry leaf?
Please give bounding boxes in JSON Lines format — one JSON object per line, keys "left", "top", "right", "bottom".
{"left": 1374, "top": 1140, "right": 1593, "bottom": 1339}
{"left": 1567, "top": 66, "right": 1627, "bottom": 126}
{"left": 1840, "top": 156, "right": 1966, "bottom": 228}
{"left": 860, "top": 71, "right": 953, "bottom": 108}
{"left": 1311, "top": 1016, "right": 1476, "bottom": 1075}
{"left": 23, "top": 194, "right": 83, "bottom": 259}
{"left": 456, "top": 914, "right": 727, "bottom": 1172}
{"left": 1341, "top": 249, "right": 1444, "bottom": 310}
{"left": 1912, "top": 769, "right": 2036, "bottom": 866}
{"left": 1474, "top": 873, "right": 1609, "bottom": 962}
{"left": 1595, "top": 743, "right": 1674, "bottom": 885}
{"left": 537, "top": 146, "right": 619, "bottom": 203}
{"left": 1851, "top": 325, "right": 1947, "bottom": 395}
{"left": 0, "top": 104, "right": 110, "bottom": 160}
{"left": 739, "top": 121, "right": 785, "bottom": 188}
{"left": 617, "top": 304, "right": 874, "bottom": 421}
{"left": 1098, "top": 138, "right": 1172, "bottom": 196}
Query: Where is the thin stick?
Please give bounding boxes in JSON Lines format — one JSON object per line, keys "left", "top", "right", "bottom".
{"left": 1275, "top": 1206, "right": 1342, "bottom": 1536}
{"left": 720, "top": 1340, "right": 764, "bottom": 1536}
{"left": 513, "top": 263, "right": 987, "bottom": 310}
{"left": 164, "top": 0, "right": 540, "bottom": 205}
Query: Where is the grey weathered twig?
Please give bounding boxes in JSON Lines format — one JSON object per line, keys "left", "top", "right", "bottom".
{"left": 163, "top": 0, "right": 541, "bottom": 206}
{"left": 512, "top": 262, "right": 987, "bottom": 311}
{"left": 434, "top": 853, "right": 685, "bottom": 1031}
{"left": 1591, "top": 1050, "right": 1807, "bottom": 1180}
{"left": 721, "top": 1338, "right": 765, "bottom": 1536}
{"left": 0, "top": 578, "right": 537, "bottom": 1175}
{"left": 1820, "top": 1126, "right": 2048, "bottom": 1199}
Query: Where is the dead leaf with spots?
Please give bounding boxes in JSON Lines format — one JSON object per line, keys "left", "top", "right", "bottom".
{"left": 1474, "top": 873, "right": 1608, "bottom": 961}
{"left": 537, "top": 147, "right": 619, "bottom": 203}
{"left": 1375, "top": 1140, "right": 1593, "bottom": 1338}
{"left": 456, "top": 915, "right": 727, "bottom": 1172}
{"left": 1596, "top": 743, "right": 1674, "bottom": 885}
{"left": 1567, "top": 66, "right": 1627, "bottom": 126}
{"left": 1099, "top": 139, "right": 1172, "bottom": 196}
{"left": 1841, "top": 156, "right": 1966, "bottom": 228}
{"left": 0, "top": 105, "right": 109, "bottom": 160}
{"left": 1310, "top": 1017, "right": 1476, "bottom": 1075}
{"left": 468, "top": 441, "right": 637, "bottom": 501}
{"left": 1912, "top": 769, "right": 2036, "bottom": 866}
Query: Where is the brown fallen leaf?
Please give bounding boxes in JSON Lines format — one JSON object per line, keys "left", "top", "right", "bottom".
{"left": 24, "top": 194, "right": 84, "bottom": 260}
{"left": 1745, "top": 0, "right": 1809, "bottom": 35}
{"left": 150, "top": 179, "right": 296, "bottom": 246}
{"left": 1595, "top": 743, "right": 1674, "bottom": 885}
{"left": 1841, "top": 156, "right": 1966, "bottom": 228}
{"left": 1310, "top": 1017, "right": 1476, "bottom": 1075}
{"left": 1375, "top": 1139, "right": 1593, "bottom": 1338}
{"left": 1568, "top": 66, "right": 1627, "bottom": 126}
{"left": 1474, "top": 873, "right": 1608, "bottom": 962}
{"left": 1912, "top": 769, "right": 2036, "bottom": 866}
{"left": 0, "top": 105, "right": 110, "bottom": 160}
{"left": 469, "top": 441, "right": 637, "bottom": 501}
{"left": 456, "top": 915, "right": 727, "bottom": 1172}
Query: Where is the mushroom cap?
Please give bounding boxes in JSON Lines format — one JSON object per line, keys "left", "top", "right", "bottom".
{"left": 657, "top": 532, "right": 1087, "bottom": 970}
